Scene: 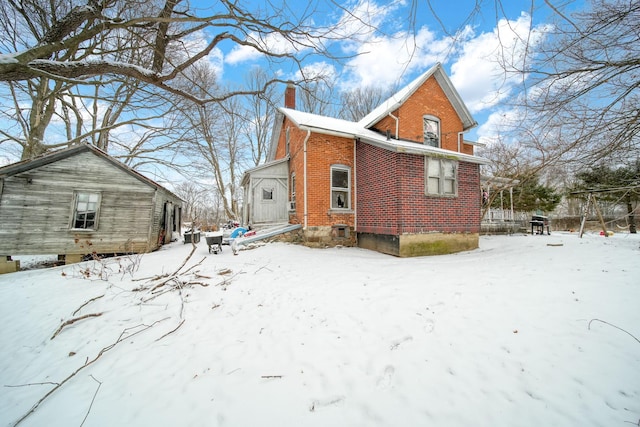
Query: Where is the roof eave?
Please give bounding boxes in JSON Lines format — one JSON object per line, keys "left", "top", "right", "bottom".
{"left": 359, "top": 136, "right": 491, "bottom": 165}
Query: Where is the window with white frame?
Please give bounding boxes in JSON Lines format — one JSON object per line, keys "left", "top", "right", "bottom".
{"left": 330, "top": 165, "right": 350, "bottom": 209}
{"left": 290, "top": 172, "right": 296, "bottom": 211}
{"left": 423, "top": 116, "right": 440, "bottom": 147}
{"left": 425, "top": 158, "right": 457, "bottom": 196}
{"left": 72, "top": 191, "right": 101, "bottom": 230}
{"left": 262, "top": 187, "right": 274, "bottom": 201}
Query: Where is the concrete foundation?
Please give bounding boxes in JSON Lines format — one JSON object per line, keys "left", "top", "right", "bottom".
{"left": 358, "top": 232, "right": 479, "bottom": 257}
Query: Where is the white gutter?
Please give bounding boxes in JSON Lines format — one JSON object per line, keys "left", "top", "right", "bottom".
{"left": 361, "top": 135, "right": 491, "bottom": 165}
{"left": 303, "top": 130, "right": 311, "bottom": 230}
{"left": 298, "top": 125, "right": 353, "bottom": 139}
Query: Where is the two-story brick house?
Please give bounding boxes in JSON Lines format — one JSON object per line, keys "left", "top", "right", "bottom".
{"left": 241, "top": 63, "right": 489, "bottom": 256}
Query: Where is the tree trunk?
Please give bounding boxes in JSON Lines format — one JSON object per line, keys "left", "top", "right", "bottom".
{"left": 626, "top": 193, "right": 636, "bottom": 234}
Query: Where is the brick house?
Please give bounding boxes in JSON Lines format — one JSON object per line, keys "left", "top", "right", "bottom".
{"left": 242, "top": 63, "right": 489, "bottom": 256}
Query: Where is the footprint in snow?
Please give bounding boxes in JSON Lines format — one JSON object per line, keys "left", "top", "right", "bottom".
{"left": 376, "top": 365, "right": 395, "bottom": 389}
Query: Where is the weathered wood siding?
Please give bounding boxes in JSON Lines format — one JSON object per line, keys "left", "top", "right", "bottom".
{"left": 244, "top": 160, "right": 289, "bottom": 225}
{"left": 0, "top": 150, "right": 177, "bottom": 256}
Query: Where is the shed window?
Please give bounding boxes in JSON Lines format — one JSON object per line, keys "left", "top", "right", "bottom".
{"left": 262, "top": 187, "right": 274, "bottom": 201}
{"left": 331, "top": 165, "right": 350, "bottom": 209}
{"left": 72, "top": 192, "right": 101, "bottom": 230}
{"left": 426, "top": 158, "right": 457, "bottom": 196}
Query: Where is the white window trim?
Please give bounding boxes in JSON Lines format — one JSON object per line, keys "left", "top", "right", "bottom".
{"left": 70, "top": 191, "right": 101, "bottom": 231}
{"left": 423, "top": 115, "right": 440, "bottom": 148}
{"left": 330, "top": 164, "right": 351, "bottom": 210}
{"left": 290, "top": 172, "right": 296, "bottom": 211}
{"left": 425, "top": 157, "right": 458, "bottom": 197}
{"left": 261, "top": 187, "right": 275, "bottom": 202}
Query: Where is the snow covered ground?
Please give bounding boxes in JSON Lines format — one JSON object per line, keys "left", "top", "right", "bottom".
{"left": 1, "top": 231, "right": 639, "bottom": 427}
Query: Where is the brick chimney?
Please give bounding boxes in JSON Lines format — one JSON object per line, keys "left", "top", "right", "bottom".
{"left": 284, "top": 82, "right": 295, "bottom": 109}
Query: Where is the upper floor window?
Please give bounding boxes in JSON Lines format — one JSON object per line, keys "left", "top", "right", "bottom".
{"left": 423, "top": 116, "right": 440, "bottom": 147}
{"left": 425, "top": 158, "right": 457, "bottom": 196}
{"left": 285, "top": 127, "right": 290, "bottom": 155}
{"left": 72, "top": 191, "right": 101, "bottom": 230}
{"left": 330, "top": 165, "right": 350, "bottom": 210}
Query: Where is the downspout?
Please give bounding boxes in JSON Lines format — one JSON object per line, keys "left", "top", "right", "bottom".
{"left": 303, "top": 130, "right": 311, "bottom": 230}
{"left": 353, "top": 139, "right": 357, "bottom": 232}
{"left": 388, "top": 112, "right": 399, "bottom": 139}
{"left": 458, "top": 132, "right": 464, "bottom": 152}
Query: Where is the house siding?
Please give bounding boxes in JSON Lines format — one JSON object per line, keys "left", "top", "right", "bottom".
{"left": 357, "top": 141, "right": 481, "bottom": 233}
{"left": 284, "top": 121, "right": 356, "bottom": 231}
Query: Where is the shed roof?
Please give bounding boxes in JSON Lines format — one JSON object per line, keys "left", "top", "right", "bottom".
{"left": 0, "top": 144, "right": 183, "bottom": 201}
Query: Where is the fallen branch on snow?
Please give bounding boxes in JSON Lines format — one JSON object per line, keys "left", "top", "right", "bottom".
{"left": 12, "top": 318, "right": 168, "bottom": 427}
{"left": 588, "top": 318, "right": 640, "bottom": 344}
{"left": 72, "top": 294, "right": 105, "bottom": 316}
{"left": 50, "top": 313, "right": 103, "bottom": 340}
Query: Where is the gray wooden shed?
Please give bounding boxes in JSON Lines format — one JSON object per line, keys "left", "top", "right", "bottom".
{"left": 241, "top": 157, "right": 289, "bottom": 226}
{"left": 0, "top": 144, "right": 182, "bottom": 264}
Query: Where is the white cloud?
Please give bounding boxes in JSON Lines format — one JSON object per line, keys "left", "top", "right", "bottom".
{"left": 225, "top": 29, "right": 316, "bottom": 66}
{"left": 225, "top": 0, "right": 405, "bottom": 71}
{"left": 294, "top": 61, "right": 338, "bottom": 81}
{"left": 225, "top": 41, "right": 263, "bottom": 65}
{"left": 339, "top": 26, "right": 453, "bottom": 90}
{"left": 450, "top": 13, "right": 547, "bottom": 114}
{"left": 333, "top": 0, "right": 403, "bottom": 42}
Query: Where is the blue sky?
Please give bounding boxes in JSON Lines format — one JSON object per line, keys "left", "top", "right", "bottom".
{"left": 196, "top": 0, "right": 583, "bottom": 145}
{"left": 0, "top": 0, "right": 586, "bottom": 168}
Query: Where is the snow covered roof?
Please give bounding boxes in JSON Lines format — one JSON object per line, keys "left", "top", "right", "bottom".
{"left": 359, "top": 63, "right": 477, "bottom": 131}
{"left": 278, "top": 107, "right": 489, "bottom": 165}
{"left": 0, "top": 143, "right": 183, "bottom": 200}
{"left": 267, "top": 63, "right": 486, "bottom": 165}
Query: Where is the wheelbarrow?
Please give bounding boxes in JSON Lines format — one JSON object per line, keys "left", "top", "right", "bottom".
{"left": 205, "top": 232, "right": 223, "bottom": 254}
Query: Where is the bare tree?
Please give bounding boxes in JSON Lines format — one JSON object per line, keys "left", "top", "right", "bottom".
{"left": 498, "top": 0, "right": 639, "bottom": 169}
{"left": 243, "top": 68, "right": 278, "bottom": 166}
{"left": 338, "top": 85, "right": 391, "bottom": 121}
{"left": 0, "top": 0, "right": 372, "bottom": 160}
{"left": 169, "top": 61, "right": 248, "bottom": 221}
{"left": 298, "top": 77, "right": 337, "bottom": 117}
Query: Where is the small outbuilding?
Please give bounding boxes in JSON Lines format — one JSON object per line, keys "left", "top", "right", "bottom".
{"left": 0, "top": 143, "right": 182, "bottom": 266}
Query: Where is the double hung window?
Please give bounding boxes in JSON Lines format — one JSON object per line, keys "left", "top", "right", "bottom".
{"left": 330, "top": 165, "right": 350, "bottom": 209}
{"left": 290, "top": 173, "right": 296, "bottom": 211}
{"left": 72, "top": 192, "right": 101, "bottom": 230}
{"left": 426, "top": 158, "right": 457, "bottom": 196}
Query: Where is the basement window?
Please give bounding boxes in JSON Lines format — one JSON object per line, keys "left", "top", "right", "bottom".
{"left": 72, "top": 192, "right": 101, "bottom": 230}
